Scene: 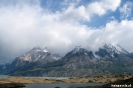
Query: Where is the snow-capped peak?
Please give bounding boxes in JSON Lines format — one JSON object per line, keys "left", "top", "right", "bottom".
{"left": 104, "top": 43, "right": 129, "bottom": 57}
{"left": 114, "top": 45, "right": 128, "bottom": 54}
{"left": 43, "top": 47, "right": 49, "bottom": 53}
{"left": 21, "top": 47, "right": 50, "bottom": 61}
{"left": 72, "top": 46, "right": 82, "bottom": 54}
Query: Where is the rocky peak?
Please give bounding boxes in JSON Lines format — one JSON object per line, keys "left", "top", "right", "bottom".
{"left": 103, "top": 43, "right": 129, "bottom": 57}
{"left": 42, "top": 47, "right": 50, "bottom": 53}
{"left": 62, "top": 46, "right": 95, "bottom": 62}
{"left": 9, "top": 46, "right": 55, "bottom": 68}
{"left": 19, "top": 47, "right": 52, "bottom": 62}
{"left": 95, "top": 43, "right": 129, "bottom": 58}
{"left": 31, "top": 47, "right": 50, "bottom": 54}
{"left": 72, "top": 46, "right": 82, "bottom": 54}
{"left": 71, "top": 46, "right": 92, "bottom": 56}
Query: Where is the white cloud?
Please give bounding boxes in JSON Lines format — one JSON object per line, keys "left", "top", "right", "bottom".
{"left": 87, "top": 2, "right": 106, "bottom": 16}
{"left": 101, "top": 0, "right": 121, "bottom": 11}
{"left": 60, "top": 0, "right": 121, "bottom": 22}
{"left": 61, "top": 0, "right": 81, "bottom": 7}
{"left": 60, "top": 5, "right": 90, "bottom": 22}
{"left": 1, "top": 0, "right": 133, "bottom": 62}
{"left": 87, "top": 20, "right": 133, "bottom": 52}
{"left": 119, "top": 1, "right": 133, "bottom": 19}
{"left": 0, "top": 1, "right": 92, "bottom": 60}
{"left": 87, "top": 0, "right": 121, "bottom": 16}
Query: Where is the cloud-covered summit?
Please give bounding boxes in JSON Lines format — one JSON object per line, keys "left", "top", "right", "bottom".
{"left": 0, "top": 0, "right": 133, "bottom": 63}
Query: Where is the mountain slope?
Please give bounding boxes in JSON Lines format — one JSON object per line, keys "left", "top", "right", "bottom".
{"left": 4, "top": 47, "right": 56, "bottom": 74}
{"left": 95, "top": 44, "right": 133, "bottom": 74}
{"left": 3, "top": 44, "right": 133, "bottom": 77}
{"left": 95, "top": 43, "right": 129, "bottom": 58}
{"left": 59, "top": 46, "right": 97, "bottom": 68}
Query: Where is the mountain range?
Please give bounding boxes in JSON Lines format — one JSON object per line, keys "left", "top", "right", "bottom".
{"left": 2, "top": 44, "right": 133, "bottom": 77}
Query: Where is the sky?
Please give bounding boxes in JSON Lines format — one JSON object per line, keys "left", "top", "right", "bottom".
{"left": 0, "top": 0, "right": 133, "bottom": 63}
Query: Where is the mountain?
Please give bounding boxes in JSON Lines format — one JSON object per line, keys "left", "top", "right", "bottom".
{"left": 59, "top": 46, "right": 97, "bottom": 68}
{"left": 104, "top": 44, "right": 128, "bottom": 56}
{"left": 95, "top": 43, "right": 129, "bottom": 58}
{"left": 12, "top": 47, "right": 55, "bottom": 66}
{"left": 94, "top": 44, "right": 133, "bottom": 74}
{"left": 3, "top": 44, "right": 133, "bottom": 77}
{"left": 4, "top": 47, "right": 57, "bottom": 74}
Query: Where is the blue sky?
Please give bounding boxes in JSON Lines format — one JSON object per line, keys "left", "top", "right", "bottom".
{"left": 0, "top": 0, "right": 133, "bottom": 62}
{"left": 39, "top": 0, "right": 133, "bottom": 27}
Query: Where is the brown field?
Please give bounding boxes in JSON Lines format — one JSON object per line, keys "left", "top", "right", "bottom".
{"left": 0, "top": 74, "right": 133, "bottom": 84}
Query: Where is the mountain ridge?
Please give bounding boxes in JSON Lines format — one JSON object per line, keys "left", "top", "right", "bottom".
{"left": 2, "top": 44, "right": 133, "bottom": 77}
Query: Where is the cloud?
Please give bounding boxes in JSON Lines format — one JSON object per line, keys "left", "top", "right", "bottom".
{"left": 101, "top": 0, "right": 121, "bottom": 11}
{"left": 87, "top": 0, "right": 121, "bottom": 16}
{"left": 60, "top": 5, "right": 90, "bottom": 22}
{"left": 119, "top": 1, "right": 133, "bottom": 20}
{"left": 59, "top": 0, "right": 121, "bottom": 22}
{"left": 61, "top": 0, "right": 81, "bottom": 6}
{"left": 87, "top": 20, "right": 133, "bottom": 52}
{"left": 0, "top": 0, "right": 133, "bottom": 63}
{"left": 0, "top": 0, "right": 92, "bottom": 60}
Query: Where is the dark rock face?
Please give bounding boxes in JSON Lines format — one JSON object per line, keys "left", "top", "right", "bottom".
{"left": 59, "top": 47, "right": 96, "bottom": 69}
{"left": 95, "top": 48, "right": 111, "bottom": 57}
{"left": 3, "top": 44, "right": 133, "bottom": 77}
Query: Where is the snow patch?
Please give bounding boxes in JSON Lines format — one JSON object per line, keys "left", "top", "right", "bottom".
{"left": 104, "top": 43, "right": 129, "bottom": 57}
{"left": 72, "top": 46, "right": 81, "bottom": 54}
{"left": 114, "top": 45, "right": 129, "bottom": 54}
{"left": 94, "top": 53, "right": 101, "bottom": 59}
{"left": 84, "top": 53, "right": 88, "bottom": 55}
{"left": 20, "top": 47, "right": 50, "bottom": 61}
{"left": 43, "top": 47, "right": 49, "bottom": 53}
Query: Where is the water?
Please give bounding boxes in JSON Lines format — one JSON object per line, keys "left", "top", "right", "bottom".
{"left": 0, "top": 75, "right": 69, "bottom": 79}
{"left": 0, "top": 75, "right": 9, "bottom": 78}
{"left": 25, "top": 83, "right": 103, "bottom": 88}
{"left": 23, "top": 77, "right": 69, "bottom": 79}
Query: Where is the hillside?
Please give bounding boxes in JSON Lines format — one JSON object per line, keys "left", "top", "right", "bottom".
{"left": 2, "top": 44, "right": 133, "bottom": 77}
